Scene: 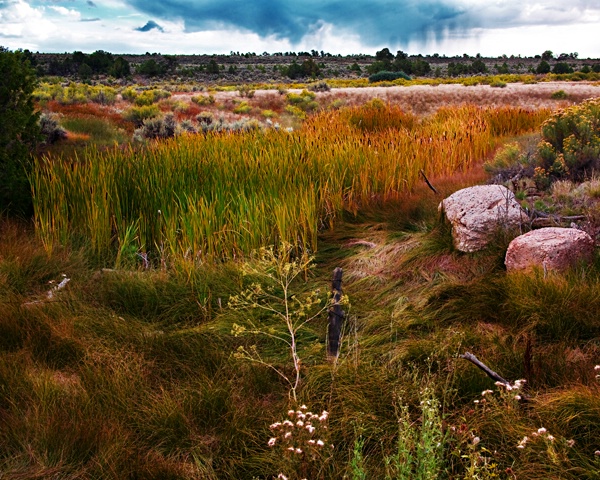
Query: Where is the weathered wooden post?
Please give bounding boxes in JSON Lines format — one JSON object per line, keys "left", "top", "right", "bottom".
{"left": 327, "top": 267, "right": 344, "bottom": 360}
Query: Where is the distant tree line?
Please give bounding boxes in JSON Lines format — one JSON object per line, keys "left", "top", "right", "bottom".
{"left": 46, "top": 50, "right": 131, "bottom": 79}
{"left": 367, "top": 48, "right": 432, "bottom": 78}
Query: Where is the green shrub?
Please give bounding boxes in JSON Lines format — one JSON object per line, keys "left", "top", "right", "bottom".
{"left": 233, "top": 101, "right": 252, "bottom": 114}
{"left": 551, "top": 90, "right": 568, "bottom": 100}
{"left": 191, "top": 94, "right": 216, "bottom": 106}
{"left": 121, "top": 86, "right": 138, "bottom": 102}
{"left": 307, "top": 80, "right": 330, "bottom": 92}
{"left": 90, "top": 86, "right": 117, "bottom": 105}
{"left": 122, "top": 104, "right": 161, "bottom": 126}
{"left": 286, "top": 89, "right": 318, "bottom": 113}
{"left": 368, "top": 71, "right": 411, "bottom": 82}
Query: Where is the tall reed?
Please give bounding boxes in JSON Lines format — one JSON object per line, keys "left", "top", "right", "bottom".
{"left": 31, "top": 104, "right": 549, "bottom": 265}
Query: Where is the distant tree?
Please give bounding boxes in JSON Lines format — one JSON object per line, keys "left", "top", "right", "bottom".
{"left": 137, "top": 59, "right": 165, "bottom": 76}
{"left": 0, "top": 47, "right": 40, "bottom": 216}
{"left": 469, "top": 58, "right": 487, "bottom": 74}
{"left": 536, "top": 60, "right": 551, "bottom": 74}
{"left": 349, "top": 62, "right": 362, "bottom": 74}
{"left": 111, "top": 57, "right": 130, "bottom": 78}
{"left": 541, "top": 50, "right": 554, "bottom": 61}
{"left": 552, "top": 62, "right": 573, "bottom": 74}
{"left": 411, "top": 59, "right": 431, "bottom": 76}
{"left": 375, "top": 48, "right": 394, "bottom": 63}
{"left": 206, "top": 59, "right": 220, "bottom": 74}
{"left": 87, "top": 50, "right": 114, "bottom": 74}
{"left": 78, "top": 62, "right": 93, "bottom": 80}
{"left": 496, "top": 62, "right": 510, "bottom": 74}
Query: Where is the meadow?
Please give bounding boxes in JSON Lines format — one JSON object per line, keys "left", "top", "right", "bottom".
{"left": 1, "top": 76, "right": 600, "bottom": 479}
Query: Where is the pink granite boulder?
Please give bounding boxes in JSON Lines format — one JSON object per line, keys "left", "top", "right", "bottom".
{"left": 440, "top": 185, "right": 527, "bottom": 252}
{"left": 505, "top": 227, "right": 595, "bottom": 273}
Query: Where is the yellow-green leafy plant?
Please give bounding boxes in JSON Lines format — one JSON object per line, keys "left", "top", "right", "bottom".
{"left": 230, "top": 243, "right": 337, "bottom": 403}
{"left": 537, "top": 98, "right": 600, "bottom": 179}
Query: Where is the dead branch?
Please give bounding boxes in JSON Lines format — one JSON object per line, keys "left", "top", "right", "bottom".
{"left": 419, "top": 169, "right": 438, "bottom": 195}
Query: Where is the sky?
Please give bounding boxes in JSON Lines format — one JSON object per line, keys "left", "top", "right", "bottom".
{"left": 1, "top": 0, "right": 599, "bottom": 58}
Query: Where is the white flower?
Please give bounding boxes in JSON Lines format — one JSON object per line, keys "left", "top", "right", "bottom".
{"left": 284, "top": 432, "right": 292, "bottom": 439}
{"left": 300, "top": 405, "right": 308, "bottom": 410}
{"left": 594, "top": 450, "right": 600, "bottom": 456}
{"left": 306, "top": 425, "right": 315, "bottom": 434}
{"left": 295, "top": 448, "right": 303, "bottom": 454}
{"left": 514, "top": 395, "right": 522, "bottom": 401}
{"left": 472, "top": 436, "right": 480, "bottom": 446}
{"left": 594, "top": 365, "right": 600, "bottom": 371}
{"left": 317, "top": 440, "right": 325, "bottom": 447}
{"left": 473, "top": 399, "right": 480, "bottom": 404}
{"left": 481, "top": 390, "right": 493, "bottom": 396}
{"left": 288, "top": 410, "right": 295, "bottom": 417}
{"left": 567, "top": 439, "right": 575, "bottom": 447}
{"left": 277, "top": 474, "right": 288, "bottom": 480}
{"left": 283, "top": 420, "right": 293, "bottom": 427}
{"left": 268, "top": 437, "right": 277, "bottom": 447}
{"left": 270, "top": 422, "right": 281, "bottom": 430}
{"left": 308, "top": 439, "right": 316, "bottom": 445}
{"left": 547, "top": 435, "right": 555, "bottom": 442}
{"left": 287, "top": 447, "right": 295, "bottom": 452}
{"left": 296, "top": 420, "right": 304, "bottom": 427}
{"left": 537, "top": 427, "right": 547, "bottom": 435}
{"left": 517, "top": 444, "right": 525, "bottom": 449}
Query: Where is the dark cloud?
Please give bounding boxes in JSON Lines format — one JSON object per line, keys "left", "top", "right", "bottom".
{"left": 122, "top": 0, "right": 469, "bottom": 47}
{"left": 135, "top": 20, "right": 164, "bottom": 32}
{"left": 87, "top": 0, "right": 97, "bottom": 7}
{"left": 81, "top": 17, "right": 100, "bottom": 22}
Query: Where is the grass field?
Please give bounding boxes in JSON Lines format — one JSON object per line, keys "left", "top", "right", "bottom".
{"left": 2, "top": 81, "right": 600, "bottom": 479}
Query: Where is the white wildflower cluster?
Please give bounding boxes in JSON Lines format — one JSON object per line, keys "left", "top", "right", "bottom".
{"left": 494, "top": 379, "right": 526, "bottom": 401}
{"left": 517, "top": 427, "right": 557, "bottom": 449}
{"left": 474, "top": 380, "right": 526, "bottom": 407}
{"left": 267, "top": 405, "right": 332, "bottom": 462}
{"left": 595, "top": 365, "right": 600, "bottom": 381}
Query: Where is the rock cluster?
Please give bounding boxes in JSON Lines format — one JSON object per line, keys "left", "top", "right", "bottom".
{"left": 440, "top": 186, "right": 596, "bottom": 273}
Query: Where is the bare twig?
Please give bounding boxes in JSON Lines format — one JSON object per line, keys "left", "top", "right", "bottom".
{"left": 419, "top": 169, "right": 438, "bottom": 195}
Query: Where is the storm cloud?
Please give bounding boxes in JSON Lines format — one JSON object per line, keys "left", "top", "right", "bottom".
{"left": 122, "top": 0, "right": 470, "bottom": 47}
{"left": 135, "top": 19, "right": 163, "bottom": 32}
{"left": 119, "top": 0, "right": 600, "bottom": 48}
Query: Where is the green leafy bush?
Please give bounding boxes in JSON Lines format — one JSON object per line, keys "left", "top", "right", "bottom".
{"left": 0, "top": 47, "right": 39, "bottom": 216}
